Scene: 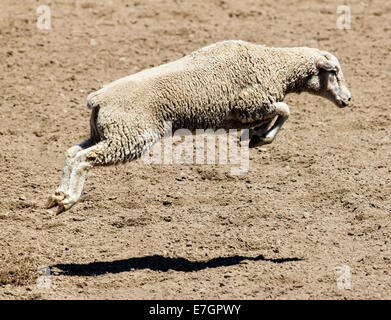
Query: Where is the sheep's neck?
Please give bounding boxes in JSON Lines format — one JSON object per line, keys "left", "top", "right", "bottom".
{"left": 275, "top": 49, "right": 316, "bottom": 96}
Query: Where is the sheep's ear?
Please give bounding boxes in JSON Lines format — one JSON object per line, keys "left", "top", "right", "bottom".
{"left": 316, "top": 56, "right": 338, "bottom": 72}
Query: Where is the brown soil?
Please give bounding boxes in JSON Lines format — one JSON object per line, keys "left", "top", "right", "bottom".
{"left": 0, "top": 0, "right": 390, "bottom": 299}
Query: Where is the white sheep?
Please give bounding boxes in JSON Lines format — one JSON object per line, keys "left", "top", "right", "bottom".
{"left": 47, "top": 40, "right": 351, "bottom": 213}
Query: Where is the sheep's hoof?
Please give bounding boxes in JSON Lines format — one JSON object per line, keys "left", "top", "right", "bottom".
{"left": 46, "top": 191, "right": 65, "bottom": 208}
{"left": 249, "top": 134, "right": 265, "bottom": 148}
{"left": 56, "top": 204, "right": 66, "bottom": 215}
{"left": 249, "top": 135, "right": 272, "bottom": 148}
{"left": 56, "top": 197, "right": 75, "bottom": 215}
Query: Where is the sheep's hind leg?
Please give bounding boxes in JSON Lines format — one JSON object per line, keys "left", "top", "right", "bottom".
{"left": 55, "top": 141, "right": 109, "bottom": 214}
{"left": 249, "top": 102, "right": 290, "bottom": 148}
{"left": 56, "top": 127, "right": 162, "bottom": 214}
{"left": 46, "top": 139, "right": 94, "bottom": 208}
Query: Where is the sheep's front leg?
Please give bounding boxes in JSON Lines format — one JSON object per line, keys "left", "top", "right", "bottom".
{"left": 46, "top": 139, "right": 94, "bottom": 208}
{"left": 249, "top": 102, "right": 290, "bottom": 148}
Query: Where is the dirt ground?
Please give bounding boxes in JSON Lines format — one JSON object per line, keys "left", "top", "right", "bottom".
{"left": 0, "top": 0, "right": 390, "bottom": 300}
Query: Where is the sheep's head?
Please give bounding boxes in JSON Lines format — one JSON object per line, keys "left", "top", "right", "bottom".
{"left": 306, "top": 50, "right": 351, "bottom": 108}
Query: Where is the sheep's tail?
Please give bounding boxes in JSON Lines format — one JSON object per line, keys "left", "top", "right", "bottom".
{"left": 86, "top": 97, "right": 98, "bottom": 110}
{"left": 89, "top": 104, "right": 101, "bottom": 143}
{"left": 85, "top": 92, "right": 102, "bottom": 141}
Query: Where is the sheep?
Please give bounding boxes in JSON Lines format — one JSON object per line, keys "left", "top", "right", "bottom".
{"left": 46, "top": 40, "right": 351, "bottom": 213}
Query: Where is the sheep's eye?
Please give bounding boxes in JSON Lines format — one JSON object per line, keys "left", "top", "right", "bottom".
{"left": 330, "top": 70, "right": 337, "bottom": 76}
